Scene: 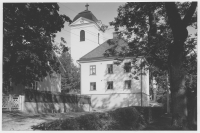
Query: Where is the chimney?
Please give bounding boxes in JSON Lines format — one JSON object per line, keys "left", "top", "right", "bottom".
{"left": 113, "top": 32, "right": 119, "bottom": 39}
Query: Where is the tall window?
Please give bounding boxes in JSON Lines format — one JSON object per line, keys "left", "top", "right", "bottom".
{"left": 90, "top": 65, "right": 96, "bottom": 75}
{"left": 107, "top": 81, "right": 113, "bottom": 89}
{"left": 124, "top": 62, "right": 131, "bottom": 73}
{"left": 90, "top": 82, "right": 96, "bottom": 91}
{"left": 107, "top": 64, "right": 113, "bottom": 74}
{"left": 98, "top": 33, "right": 100, "bottom": 44}
{"left": 124, "top": 80, "right": 131, "bottom": 89}
{"left": 80, "top": 30, "right": 85, "bottom": 41}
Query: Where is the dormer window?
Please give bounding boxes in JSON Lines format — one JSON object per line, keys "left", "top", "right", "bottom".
{"left": 80, "top": 30, "right": 85, "bottom": 41}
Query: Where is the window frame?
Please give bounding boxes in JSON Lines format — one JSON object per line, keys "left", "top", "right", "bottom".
{"left": 107, "top": 81, "right": 113, "bottom": 90}
{"left": 80, "top": 30, "right": 85, "bottom": 42}
{"left": 90, "top": 82, "right": 96, "bottom": 91}
{"left": 124, "top": 62, "right": 131, "bottom": 73}
{"left": 124, "top": 80, "right": 131, "bottom": 89}
{"left": 90, "top": 65, "right": 96, "bottom": 75}
{"left": 107, "top": 64, "right": 113, "bottom": 74}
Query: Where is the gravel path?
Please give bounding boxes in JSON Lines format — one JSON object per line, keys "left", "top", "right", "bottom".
{"left": 2, "top": 111, "right": 90, "bottom": 131}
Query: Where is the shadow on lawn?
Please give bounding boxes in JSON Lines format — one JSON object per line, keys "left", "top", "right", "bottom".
{"left": 144, "top": 115, "right": 177, "bottom": 130}
{"left": 144, "top": 114, "right": 197, "bottom": 130}
{"left": 2, "top": 111, "right": 60, "bottom": 123}
{"left": 2, "top": 110, "right": 91, "bottom": 123}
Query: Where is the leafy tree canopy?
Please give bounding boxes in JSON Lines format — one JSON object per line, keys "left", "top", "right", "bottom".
{"left": 3, "top": 3, "right": 71, "bottom": 90}
{"left": 59, "top": 46, "right": 80, "bottom": 94}
{"left": 109, "top": 2, "right": 196, "bottom": 74}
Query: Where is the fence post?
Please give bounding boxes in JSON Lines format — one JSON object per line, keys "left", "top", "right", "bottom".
{"left": 128, "top": 94, "right": 130, "bottom": 107}
{"left": 19, "top": 95, "right": 24, "bottom": 111}
{"left": 9, "top": 94, "right": 12, "bottom": 111}
{"left": 19, "top": 95, "right": 25, "bottom": 112}
{"left": 22, "top": 95, "right": 25, "bottom": 112}
{"left": 18, "top": 95, "right": 21, "bottom": 111}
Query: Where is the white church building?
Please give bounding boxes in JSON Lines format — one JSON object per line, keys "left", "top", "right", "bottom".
{"left": 70, "top": 4, "right": 106, "bottom": 65}
{"left": 70, "top": 4, "right": 150, "bottom": 110}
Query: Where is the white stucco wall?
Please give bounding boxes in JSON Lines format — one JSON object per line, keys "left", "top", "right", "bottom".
{"left": 80, "top": 58, "right": 149, "bottom": 109}
{"left": 70, "top": 21, "right": 104, "bottom": 65}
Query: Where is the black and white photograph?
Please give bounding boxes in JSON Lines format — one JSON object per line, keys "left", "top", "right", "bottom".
{"left": 2, "top": 1, "right": 197, "bottom": 131}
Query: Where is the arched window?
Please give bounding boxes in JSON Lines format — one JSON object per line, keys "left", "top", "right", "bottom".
{"left": 80, "top": 30, "right": 85, "bottom": 41}
{"left": 98, "top": 33, "right": 100, "bottom": 44}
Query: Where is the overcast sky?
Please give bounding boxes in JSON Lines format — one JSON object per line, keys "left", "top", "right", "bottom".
{"left": 55, "top": 2, "right": 125, "bottom": 47}
{"left": 55, "top": 2, "right": 196, "bottom": 48}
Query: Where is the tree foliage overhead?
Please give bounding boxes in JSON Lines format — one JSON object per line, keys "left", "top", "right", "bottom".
{"left": 110, "top": 2, "right": 196, "bottom": 72}
{"left": 3, "top": 3, "right": 71, "bottom": 89}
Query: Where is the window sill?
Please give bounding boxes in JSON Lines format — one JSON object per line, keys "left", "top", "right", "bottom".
{"left": 107, "top": 73, "right": 114, "bottom": 74}
{"left": 124, "top": 72, "right": 131, "bottom": 73}
{"left": 90, "top": 90, "right": 96, "bottom": 91}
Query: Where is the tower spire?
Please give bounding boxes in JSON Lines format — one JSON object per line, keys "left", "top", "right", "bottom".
{"left": 85, "top": 3, "right": 89, "bottom": 11}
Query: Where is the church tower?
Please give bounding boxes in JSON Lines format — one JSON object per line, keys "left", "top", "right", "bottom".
{"left": 70, "top": 4, "right": 105, "bottom": 65}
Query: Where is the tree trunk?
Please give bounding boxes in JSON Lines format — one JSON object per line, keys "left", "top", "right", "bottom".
{"left": 169, "top": 39, "right": 188, "bottom": 128}
{"left": 165, "top": 2, "right": 197, "bottom": 129}
{"left": 153, "top": 89, "right": 157, "bottom": 102}
{"left": 152, "top": 77, "right": 157, "bottom": 102}
{"left": 150, "top": 79, "right": 154, "bottom": 101}
{"left": 166, "top": 73, "right": 170, "bottom": 114}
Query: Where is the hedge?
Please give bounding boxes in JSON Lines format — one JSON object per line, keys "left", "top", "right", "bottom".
{"left": 24, "top": 89, "right": 90, "bottom": 104}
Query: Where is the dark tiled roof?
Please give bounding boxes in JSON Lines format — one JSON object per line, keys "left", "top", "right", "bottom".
{"left": 79, "top": 39, "right": 128, "bottom": 61}
{"left": 73, "top": 10, "right": 98, "bottom": 23}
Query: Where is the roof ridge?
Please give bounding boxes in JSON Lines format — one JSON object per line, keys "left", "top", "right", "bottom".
{"left": 79, "top": 10, "right": 91, "bottom": 14}
{"left": 73, "top": 10, "right": 98, "bottom": 22}
{"left": 79, "top": 39, "right": 111, "bottom": 60}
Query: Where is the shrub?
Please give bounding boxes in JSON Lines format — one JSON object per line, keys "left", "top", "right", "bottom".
{"left": 108, "top": 107, "right": 143, "bottom": 130}
{"left": 135, "top": 106, "right": 163, "bottom": 123}
{"left": 32, "top": 107, "right": 148, "bottom": 130}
